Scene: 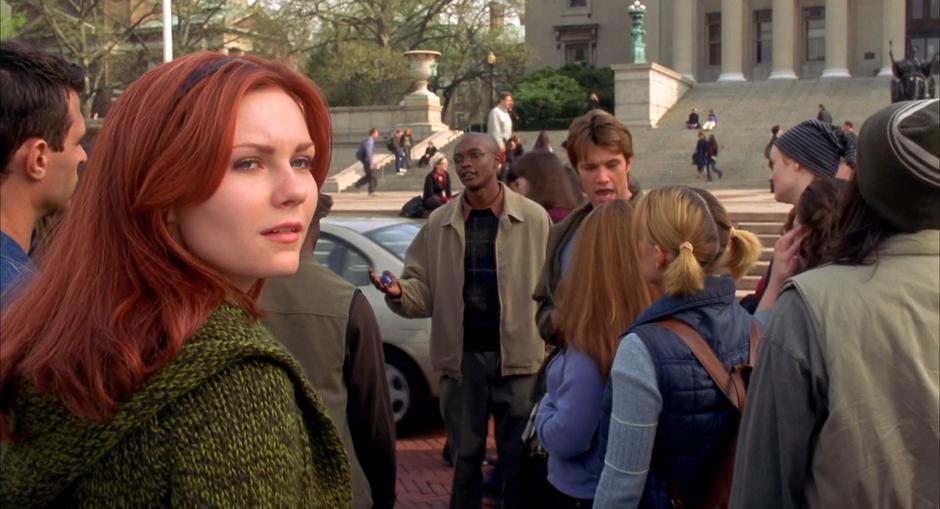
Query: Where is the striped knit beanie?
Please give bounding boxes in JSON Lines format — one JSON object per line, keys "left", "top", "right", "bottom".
{"left": 855, "top": 99, "right": 939, "bottom": 232}
{"left": 774, "top": 120, "right": 853, "bottom": 177}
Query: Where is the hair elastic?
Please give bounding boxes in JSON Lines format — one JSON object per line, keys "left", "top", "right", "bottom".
{"left": 729, "top": 226, "right": 737, "bottom": 239}
{"left": 679, "top": 242, "right": 694, "bottom": 253}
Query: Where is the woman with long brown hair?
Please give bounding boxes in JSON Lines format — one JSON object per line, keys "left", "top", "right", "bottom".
{"left": 506, "top": 150, "right": 582, "bottom": 223}
{"left": 0, "top": 53, "right": 351, "bottom": 506}
{"left": 535, "top": 200, "right": 651, "bottom": 507}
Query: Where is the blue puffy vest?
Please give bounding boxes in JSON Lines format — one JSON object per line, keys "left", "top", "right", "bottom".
{"left": 631, "top": 276, "right": 751, "bottom": 508}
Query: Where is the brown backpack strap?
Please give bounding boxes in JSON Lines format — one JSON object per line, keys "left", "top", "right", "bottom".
{"left": 654, "top": 319, "right": 746, "bottom": 411}
{"left": 749, "top": 319, "right": 761, "bottom": 368}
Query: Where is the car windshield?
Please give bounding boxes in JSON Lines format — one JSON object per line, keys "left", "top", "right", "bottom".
{"left": 365, "top": 223, "right": 421, "bottom": 260}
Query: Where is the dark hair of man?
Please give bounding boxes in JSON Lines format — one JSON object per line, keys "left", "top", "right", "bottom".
{"left": 825, "top": 178, "right": 899, "bottom": 266}
{"left": 498, "top": 91, "right": 512, "bottom": 101}
{"left": 843, "top": 120, "right": 853, "bottom": 128}
{"left": 0, "top": 40, "right": 85, "bottom": 179}
{"left": 565, "top": 109, "right": 634, "bottom": 169}
{"left": 314, "top": 192, "right": 334, "bottom": 222}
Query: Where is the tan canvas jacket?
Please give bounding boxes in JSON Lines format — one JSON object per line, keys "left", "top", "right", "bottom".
{"left": 386, "top": 184, "right": 551, "bottom": 379}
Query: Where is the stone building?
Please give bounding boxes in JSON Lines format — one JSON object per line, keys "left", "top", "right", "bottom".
{"left": 525, "top": 0, "right": 940, "bottom": 81}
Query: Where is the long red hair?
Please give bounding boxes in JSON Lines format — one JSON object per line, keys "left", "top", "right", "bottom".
{"left": 0, "top": 52, "right": 332, "bottom": 439}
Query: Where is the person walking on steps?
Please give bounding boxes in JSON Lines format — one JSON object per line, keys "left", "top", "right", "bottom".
{"left": 354, "top": 128, "right": 380, "bottom": 196}
{"left": 706, "top": 134, "right": 723, "bottom": 181}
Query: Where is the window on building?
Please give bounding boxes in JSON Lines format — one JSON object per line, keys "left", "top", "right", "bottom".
{"left": 565, "top": 42, "right": 591, "bottom": 64}
{"left": 804, "top": 7, "right": 825, "bottom": 62}
{"left": 913, "top": 0, "right": 924, "bottom": 19}
{"left": 568, "top": 0, "right": 587, "bottom": 7}
{"left": 707, "top": 12, "right": 722, "bottom": 66}
{"left": 932, "top": 0, "right": 939, "bottom": 18}
{"left": 555, "top": 24, "right": 598, "bottom": 65}
{"left": 755, "top": 10, "right": 773, "bottom": 64}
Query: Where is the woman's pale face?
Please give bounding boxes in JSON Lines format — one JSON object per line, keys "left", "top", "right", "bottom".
{"left": 174, "top": 88, "right": 318, "bottom": 291}
{"left": 435, "top": 159, "right": 449, "bottom": 174}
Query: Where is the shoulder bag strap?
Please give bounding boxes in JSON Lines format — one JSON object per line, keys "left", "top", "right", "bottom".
{"left": 749, "top": 319, "right": 761, "bottom": 368}
{"left": 654, "top": 319, "right": 745, "bottom": 411}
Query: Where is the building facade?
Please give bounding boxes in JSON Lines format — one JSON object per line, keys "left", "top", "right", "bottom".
{"left": 525, "top": 0, "right": 940, "bottom": 81}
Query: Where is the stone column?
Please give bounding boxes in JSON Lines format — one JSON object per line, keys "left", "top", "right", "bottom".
{"left": 718, "top": 0, "right": 746, "bottom": 81}
{"left": 672, "top": 0, "right": 695, "bottom": 81}
{"left": 769, "top": 0, "right": 798, "bottom": 79}
{"left": 879, "top": 0, "right": 905, "bottom": 76}
{"left": 822, "top": 0, "right": 851, "bottom": 77}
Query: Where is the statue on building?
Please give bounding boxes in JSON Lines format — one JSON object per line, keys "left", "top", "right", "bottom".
{"left": 889, "top": 40, "right": 939, "bottom": 103}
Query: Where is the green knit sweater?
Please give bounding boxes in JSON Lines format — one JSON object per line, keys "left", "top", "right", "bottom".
{"left": 1, "top": 303, "right": 352, "bottom": 508}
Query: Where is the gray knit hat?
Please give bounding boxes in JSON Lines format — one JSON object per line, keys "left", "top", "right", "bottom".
{"left": 774, "top": 120, "right": 853, "bottom": 177}
{"left": 856, "top": 99, "right": 939, "bottom": 233}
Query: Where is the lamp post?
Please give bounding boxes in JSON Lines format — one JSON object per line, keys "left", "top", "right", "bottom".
{"left": 627, "top": 1, "right": 647, "bottom": 64}
{"left": 486, "top": 51, "right": 496, "bottom": 112}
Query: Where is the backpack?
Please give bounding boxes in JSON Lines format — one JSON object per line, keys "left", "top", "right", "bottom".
{"left": 387, "top": 137, "right": 397, "bottom": 152}
{"left": 399, "top": 195, "right": 429, "bottom": 218}
{"left": 653, "top": 318, "right": 760, "bottom": 509}
{"left": 355, "top": 143, "right": 366, "bottom": 163}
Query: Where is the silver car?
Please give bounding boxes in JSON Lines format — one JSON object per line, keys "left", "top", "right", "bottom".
{"left": 316, "top": 217, "right": 436, "bottom": 431}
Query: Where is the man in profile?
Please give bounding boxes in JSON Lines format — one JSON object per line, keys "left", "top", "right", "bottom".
{"left": 0, "top": 41, "right": 86, "bottom": 300}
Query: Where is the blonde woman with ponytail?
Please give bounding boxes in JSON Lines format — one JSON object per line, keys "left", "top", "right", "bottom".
{"left": 594, "top": 187, "right": 760, "bottom": 508}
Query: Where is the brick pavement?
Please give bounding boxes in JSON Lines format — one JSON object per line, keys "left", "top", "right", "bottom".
{"left": 395, "top": 421, "right": 497, "bottom": 509}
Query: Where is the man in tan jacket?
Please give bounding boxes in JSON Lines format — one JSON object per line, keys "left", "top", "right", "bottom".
{"left": 370, "top": 133, "right": 551, "bottom": 509}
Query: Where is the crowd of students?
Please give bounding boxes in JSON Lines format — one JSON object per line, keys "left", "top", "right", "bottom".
{"left": 1, "top": 40, "right": 937, "bottom": 509}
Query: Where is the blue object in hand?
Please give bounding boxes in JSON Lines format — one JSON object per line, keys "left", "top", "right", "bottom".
{"left": 380, "top": 274, "right": 393, "bottom": 286}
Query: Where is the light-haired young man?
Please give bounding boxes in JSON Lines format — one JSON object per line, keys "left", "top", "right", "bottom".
{"left": 534, "top": 109, "right": 640, "bottom": 345}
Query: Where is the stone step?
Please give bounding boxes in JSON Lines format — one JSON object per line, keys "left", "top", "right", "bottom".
{"left": 738, "top": 275, "right": 761, "bottom": 292}
{"left": 734, "top": 221, "right": 787, "bottom": 235}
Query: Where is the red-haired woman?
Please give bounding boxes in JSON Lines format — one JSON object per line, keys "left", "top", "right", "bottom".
{"left": 0, "top": 53, "right": 351, "bottom": 507}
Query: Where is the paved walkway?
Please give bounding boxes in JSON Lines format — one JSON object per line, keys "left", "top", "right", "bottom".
{"left": 395, "top": 421, "right": 497, "bottom": 509}
{"left": 332, "top": 188, "right": 791, "bottom": 217}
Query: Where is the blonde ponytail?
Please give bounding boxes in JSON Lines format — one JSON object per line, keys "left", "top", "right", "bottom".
{"left": 664, "top": 241, "right": 706, "bottom": 295}
{"left": 725, "top": 227, "right": 762, "bottom": 280}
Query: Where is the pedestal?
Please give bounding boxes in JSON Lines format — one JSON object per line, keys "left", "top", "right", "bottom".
{"left": 612, "top": 62, "right": 694, "bottom": 127}
{"left": 398, "top": 93, "right": 448, "bottom": 140}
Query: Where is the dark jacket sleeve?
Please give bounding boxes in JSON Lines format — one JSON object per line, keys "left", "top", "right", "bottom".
{"left": 422, "top": 172, "right": 436, "bottom": 201}
{"left": 344, "top": 291, "right": 397, "bottom": 509}
{"left": 731, "top": 287, "right": 828, "bottom": 509}
{"left": 444, "top": 173, "right": 452, "bottom": 198}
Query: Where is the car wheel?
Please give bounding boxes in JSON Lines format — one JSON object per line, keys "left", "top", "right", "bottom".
{"left": 384, "top": 347, "right": 429, "bottom": 432}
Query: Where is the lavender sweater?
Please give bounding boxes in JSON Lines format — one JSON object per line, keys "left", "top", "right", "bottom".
{"left": 536, "top": 346, "right": 608, "bottom": 499}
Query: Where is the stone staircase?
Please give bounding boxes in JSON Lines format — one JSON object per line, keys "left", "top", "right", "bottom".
{"left": 329, "top": 77, "right": 890, "bottom": 193}
{"left": 324, "top": 129, "right": 464, "bottom": 193}
{"left": 512, "top": 77, "right": 891, "bottom": 190}
{"left": 731, "top": 209, "right": 786, "bottom": 297}
{"left": 625, "top": 77, "right": 891, "bottom": 189}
